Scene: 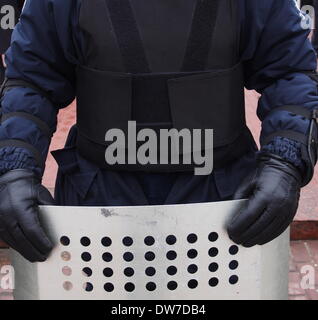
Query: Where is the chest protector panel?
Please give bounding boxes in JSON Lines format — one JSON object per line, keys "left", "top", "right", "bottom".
{"left": 76, "top": 0, "right": 249, "bottom": 172}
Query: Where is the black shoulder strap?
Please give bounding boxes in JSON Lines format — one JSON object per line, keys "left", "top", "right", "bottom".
{"left": 181, "top": 0, "right": 220, "bottom": 72}
{"left": 268, "top": 105, "right": 312, "bottom": 120}
{"left": 1, "top": 112, "right": 54, "bottom": 138}
{"left": 104, "top": 0, "right": 221, "bottom": 73}
{"left": 261, "top": 130, "right": 308, "bottom": 146}
{"left": 105, "top": 0, "right": 150, "bottom": 74}
{"left": 0, "top": 78, "right": 54, "bottom": 138}
{"left": 0, "top": 78, "right": 53, "bottom": 102}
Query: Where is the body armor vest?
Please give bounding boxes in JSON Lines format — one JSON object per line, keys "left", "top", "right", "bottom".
{"left": 76, "top": 0, "right": 253, "bottom": 172}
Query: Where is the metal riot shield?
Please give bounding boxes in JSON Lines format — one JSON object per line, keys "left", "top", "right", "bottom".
{"left": 10, "top": 200, "right": 289, "bottom": 300}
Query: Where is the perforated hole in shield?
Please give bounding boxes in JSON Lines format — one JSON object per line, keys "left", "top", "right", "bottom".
{"left": 144, "top": 236, "right": 155, "bottom": 246}
{"left": 188, "top": 264, "right": 198, "bottom": 274}
{"left": 61, "top": 251, "right": 71, "bottom": 261}
{"left": 63, "top": 281, "right": 73, "bottom": 291}
{"left": 103, "top": 267, "right": 114, "bottom": 278}
{"left": 188, "top": 279, "right": 198, "bottom": 289}
{"left": 57, "top": 231, "right": 241, "bottom": 295}
{"left": 145, "top": 251, "right": 156, "bottom": 261}
{"left": 166, "top": 250, "right": 177, "bottom": 260}
{"left": 104, "top": 282, "right": 114, "bottom": 292}
{"left": 146, "top": 282, "right": 156, "bottom": 291}
{"left": 80, "top": 236, "right": 91, "bottom": 247}
{"left": 167, "top": 265, "right": 178, "bottom": 276}
{"left": 229, "top": 245, "right": 239, "bottom": 255}
{"left": 83, "top": 282, "right": 94, "bottom": 292}
{"left": 122, "top": 236, "right": 133, "bottom": 247}
{"left": 60, "top": 236, "right": 70, "bottom": 246}
{"left": 125, "top": 282, "right": 135, "bottom": 292}
{"left": 123, "top": 252, "right": 134, "bottom": 262}
{"left": 145, "top": 267, "right": 156, "bottom": 277}
{"left": 82, "top": 267, "right": 92, "bottom": 277}
{"left": 124, "top": 267, "right": 134, "bottom": 277}
{"left": 62, "top": 266, "right": 72, "bottom": 276}
{"left": 102, "top": 252, "right": 113, "bottom": 262}
{"left": 101, "top": 236, "right": 112, "bottom": 247}
{"left": 167, "top": 281, "right": 178, "bottom": 291}
{"left": 81, "top": 252, "right": 91, "bottom": 262}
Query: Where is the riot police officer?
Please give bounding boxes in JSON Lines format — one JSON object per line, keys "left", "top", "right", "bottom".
{"left": 0, "top": 0, "right": 317, "bottom": 262}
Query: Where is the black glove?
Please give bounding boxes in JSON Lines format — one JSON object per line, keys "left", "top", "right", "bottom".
{"left": 0, "top": 169, "right": 54, "bottom": 262}
{"left": 227, "top": 153, "right": 301, "bottom": 247}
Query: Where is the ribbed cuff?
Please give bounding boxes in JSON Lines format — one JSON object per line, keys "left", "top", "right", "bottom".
{"left": 261, "top": 136, "right": 305, "bottom": 173}
{"left": 0, "top": 147, "right": 41, "bottom": 177}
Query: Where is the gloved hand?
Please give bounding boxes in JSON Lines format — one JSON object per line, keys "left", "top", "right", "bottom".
{"left": 227, "top": 153, "right": 301, "bottom": 247}
{"left": 0, "top": 169, "right": 54, "bottom": 262}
